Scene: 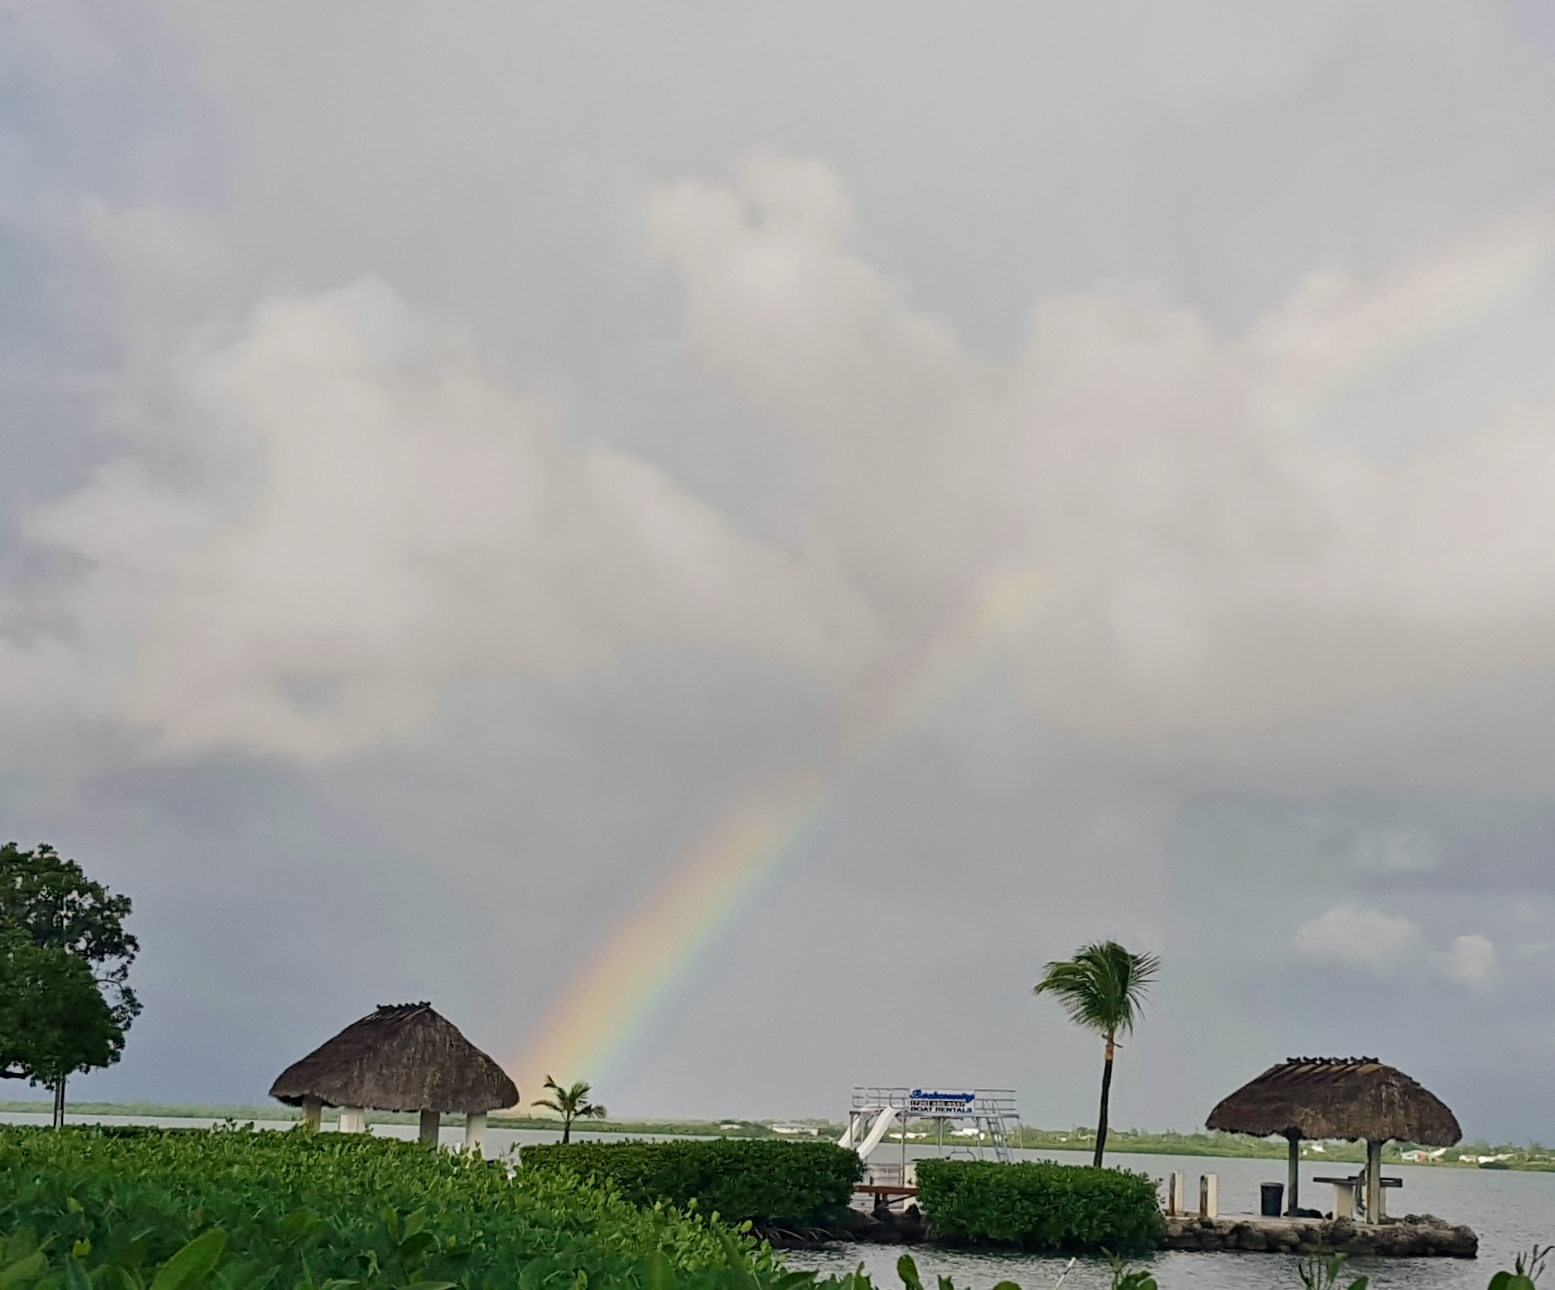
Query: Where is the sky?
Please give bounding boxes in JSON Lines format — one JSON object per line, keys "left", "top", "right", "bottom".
{"left": 5, "top": 1, "right": 1555, "bottom": 1141}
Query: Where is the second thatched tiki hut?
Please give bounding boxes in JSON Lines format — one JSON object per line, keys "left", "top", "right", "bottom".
{"left": 1206, "top": 1057, "right": 1461, "bottom": 1220}
{"left": 270, "top": 1002, "right": 519, "bottom": 1151}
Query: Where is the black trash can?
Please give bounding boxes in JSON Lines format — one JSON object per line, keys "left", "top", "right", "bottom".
{"left": 1260, "top": 1182, "right": 1284, "bottom": 1216}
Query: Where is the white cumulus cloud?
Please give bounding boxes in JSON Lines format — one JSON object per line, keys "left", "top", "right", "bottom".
{"left": 650, "top": 156, "right": 1555, "bottom": 737}
{"left": 1294, "top": 903, "right": 1496, "bottom": 984}
{"left": 1442, "top": 933, "right": 1497, "bottom": 984}
{"left": 1293, "top": 903, "right": 1426, "bottom": 969}
{"left": 18, "top": 155, "right": 1555, "bottom": 770}
{"left": 15, "top": 279, "right": 877, "bottom": 759}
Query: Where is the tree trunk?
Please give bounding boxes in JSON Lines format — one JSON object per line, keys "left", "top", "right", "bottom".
{"left": 561, "top": 1115, "right": 572, "bottom": 1145}
{"left": 52, "top": 1076, "right": 66, "bottom": 1130}
{"left": 1093, "top": 1035, "right": 1115, "bottom": 1168}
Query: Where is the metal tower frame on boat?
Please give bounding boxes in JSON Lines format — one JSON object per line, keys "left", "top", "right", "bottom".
{"left": 843, "top": 1086, "right": 1021, "bottom": 1181}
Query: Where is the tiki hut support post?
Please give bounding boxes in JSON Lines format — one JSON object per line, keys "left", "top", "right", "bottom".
{"left": 1286, "top": 1131, "right": 1301, "bottom": 1215}
{"left": 465, "top": 1112, "right": 487, "bottom": 1153}
{"left": 419, "top": 1109, "right": 439, "bottom": 1146}
{"left": 1367, "top": 1138, "right": 1384, "bottom": 1222}
{"left": 302, "top": 1096, "right": 322, "bottom": 1131}
{"left": 339, "top": 1106, "right": 365, "bottom": 1133}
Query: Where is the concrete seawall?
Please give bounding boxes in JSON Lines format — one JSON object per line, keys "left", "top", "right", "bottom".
{"left": 1162, "top": 1214, "right": 1477, "bottom": 1258}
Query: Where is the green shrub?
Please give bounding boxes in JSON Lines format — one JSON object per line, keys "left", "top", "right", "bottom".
{"left": 521, "top": 1139, "right": 861, "bottom": 1227}
{"left": 0, "top": 1125, "right": 754, "bottom": 1287}
{"left": 0, "top": 1214, "right": 848, "bottom": 1290}
{"left": 916, "top": 1159, "right": 1163, "bottom": 1250}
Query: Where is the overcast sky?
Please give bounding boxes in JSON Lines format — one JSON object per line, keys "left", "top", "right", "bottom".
{"left": 7, "top": 1, "right": 1555, "bottom": 1140}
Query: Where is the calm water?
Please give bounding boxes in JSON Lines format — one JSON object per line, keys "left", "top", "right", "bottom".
{"left": 785, "top": 1149, "right": 1555, "bottom": 1290}
{"left": 3, "top": 1118, "right": 1548, "bottom": 1290}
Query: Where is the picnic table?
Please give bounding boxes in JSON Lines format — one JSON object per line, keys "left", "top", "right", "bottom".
{"left": 1313, "top": 1171, "right": 1401, "bottom": 1220}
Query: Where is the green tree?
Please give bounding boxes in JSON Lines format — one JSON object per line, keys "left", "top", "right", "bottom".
{"left": 533, "top": 1075, "right": 607, "bottom": 1144}
{"left": 0, "top": 932, "right": 123, "bottom": 1089}
{"left": 0, "top": 842, "right": 139, "bottom": 1126}
{"left": 1032, "top": 939, "right": 1160, "bottom": 1167}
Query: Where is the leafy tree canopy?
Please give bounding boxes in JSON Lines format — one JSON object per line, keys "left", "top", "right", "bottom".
{"left": 1033, "top": 939, "right": 1160, "bottom": 1168}
{"left": 0, "top": 842, "right": 139, "bottom": 1030}
{"left": 0, "top": 843, "right": 139, "bottom": 1099}
{"left": 534, "top": 1076, "right": 607, "bottom": 1144}
{"left": 1032, "top": 939, "right": 1159, "bottom": 1043}
{"left": 0, "top": 930, "right": 123, "bottom": 1084}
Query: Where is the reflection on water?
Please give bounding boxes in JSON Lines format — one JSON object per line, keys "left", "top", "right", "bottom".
{"left": 3, "top": 1122, "right": 1550, "bottom": 1290}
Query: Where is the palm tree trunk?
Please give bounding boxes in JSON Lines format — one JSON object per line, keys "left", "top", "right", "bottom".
{"left": 561, "top": 1114, "right": 572, "bottom": 1145}
{"left": 1093, "top": 1036, "right": 1115, "bottom": 1168}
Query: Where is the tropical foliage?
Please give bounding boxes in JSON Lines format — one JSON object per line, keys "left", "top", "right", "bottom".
{"left": 522, "top": 1139, "right": 862, "bottom": 1227}
{"left": 0, "top": 934, "right": 122, "bottom": 1089}
{"left": 0, "top": 1130, "right": 1545, "bottom": 1290}
{"left": 0, "top": 842, "right": 139, "bottom": 1124}
{"left": 915, "top": 1158, "right": 1163, "bottom": 1251}
{"left": 0, "top": 1125, "right": 748, "bottom": 1285}
{"left": 1032, "top": 940, "right": 1160, "bottom": 1166}
{"left": 531, "top": 1076, "right": 607, "bottom": 1145}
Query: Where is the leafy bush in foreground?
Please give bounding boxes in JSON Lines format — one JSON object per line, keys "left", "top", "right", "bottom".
{"left": 0, "top": 1125, "right": 750, "bottom": 1287}
{"left": 0, "top": 1218, "right": 834, "bottom": 1290}
{"left": 0, "top": 1202, "right": 1546, "bottom": 1290}
{"left": 521, "top": 1140, "right": 861, "bottom": 1227}
{"left": 916, "top": 1159, "right": 1163, "bottom": 1250}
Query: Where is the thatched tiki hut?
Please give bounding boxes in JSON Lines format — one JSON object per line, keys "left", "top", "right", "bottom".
{"left": 270, "top": 1002, "right": 519, "bottom": 1151}
{"left": 1206, "top": 1057, "right": 1460, "bottom": 1220}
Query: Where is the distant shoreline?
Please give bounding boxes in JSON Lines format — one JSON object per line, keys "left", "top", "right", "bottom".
{"left": 3, "top": 1102, "right": 1549, "bottom": 1171}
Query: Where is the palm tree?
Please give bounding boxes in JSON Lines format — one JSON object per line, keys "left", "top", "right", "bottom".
{"left": 1032, "top": 940, "right": 1160, "bottom": 1168}
{"left": 532, "top": 1075, "right": 607, "bottom": 1144}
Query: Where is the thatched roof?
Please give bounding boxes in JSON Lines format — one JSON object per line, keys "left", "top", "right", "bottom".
{"left": 270, "top": 1002, "right": 519, "bottom": 1114}
{"left": 1206, "top": 1056, "right": 1460, "bottom": 1146}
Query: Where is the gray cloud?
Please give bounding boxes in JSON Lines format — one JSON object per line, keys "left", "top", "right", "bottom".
{"left": 9, "top": 275, "right": 874, "bottom": 758}
{"left": 653, "top": 157, "right": 1555, "bottom": 746}
{"left": 6, "top": 1, "right": 1555, "bottom": 1141}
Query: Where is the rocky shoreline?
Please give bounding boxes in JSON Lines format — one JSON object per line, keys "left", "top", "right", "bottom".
{"left": 755, "top": 1207, "right": 928, "bottom": 1248}
{"left": 1161, "top": 1214, "right": 1477, "bottom": 1257}
{"left": 758, "top": 1209, "right": 1478, "bottom": 1258}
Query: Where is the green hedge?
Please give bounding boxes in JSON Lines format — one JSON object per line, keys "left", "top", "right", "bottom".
{"left": 522, "top": 1139, "right": 861, "bottom": 1227}
{"left": 0, "top": 1125, "right": 752, "bottom": 1287}
{"left": 916, "top": 1158, "right": 1163, "bottom": 1250}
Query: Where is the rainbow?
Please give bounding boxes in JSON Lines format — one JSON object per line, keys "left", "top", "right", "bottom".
{"left": 510, "top": 204, "right": 1555, "bottom": 1102}
{"left": 1266, "top": 207, "right": 1555, "bottom": 415}
{"left": 509, "top": 567, "right": 1047, "bottom": 1097}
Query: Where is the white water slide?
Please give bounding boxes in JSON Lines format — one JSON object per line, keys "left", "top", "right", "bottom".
{"left": 837, "top": 1106, "right": 898, "bottom": 1160}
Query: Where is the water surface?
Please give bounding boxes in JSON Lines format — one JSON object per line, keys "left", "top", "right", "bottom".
{"left": 785, "top": 1149, "right": 1555, "bottom": 1290}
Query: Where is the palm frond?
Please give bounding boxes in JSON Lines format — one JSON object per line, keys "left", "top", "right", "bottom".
{"left": 1033, "top": 940, "right": 1161, "bottom": 1038}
